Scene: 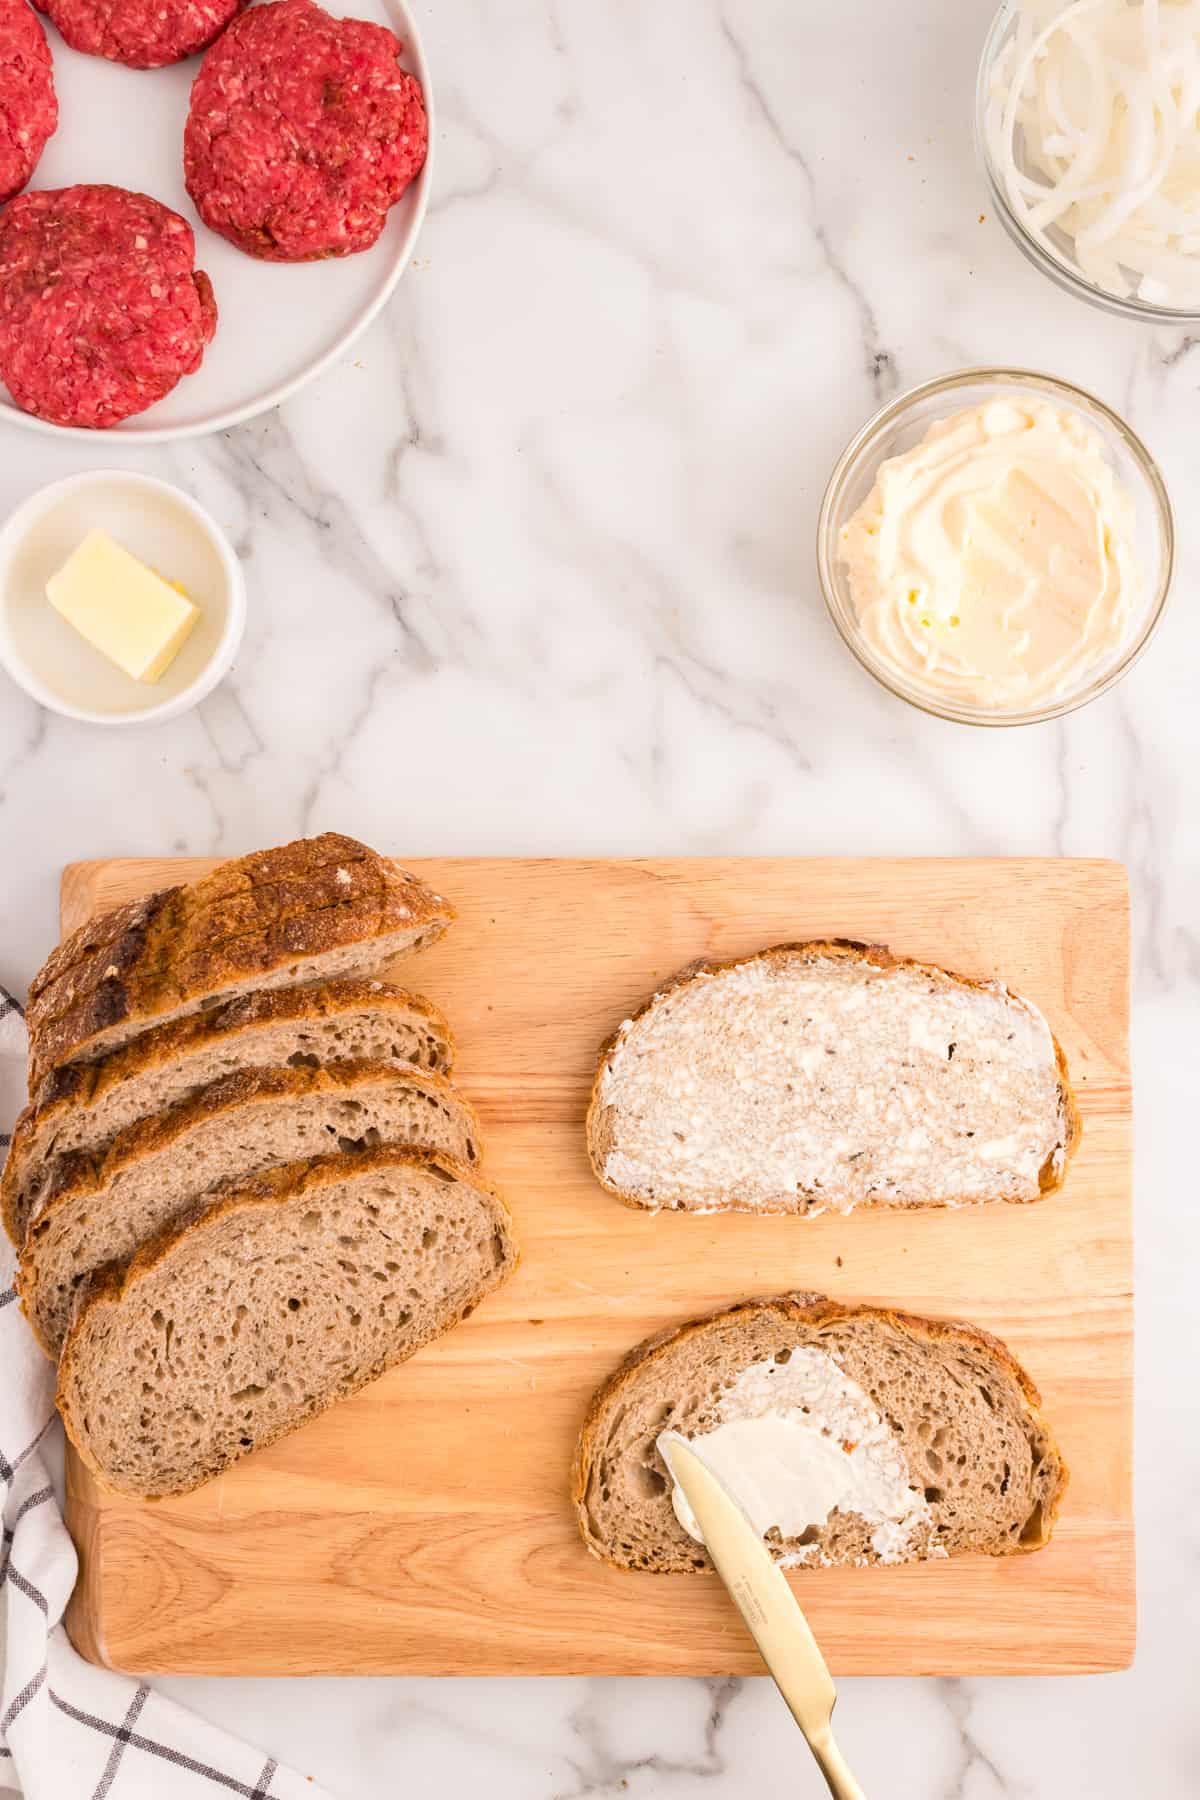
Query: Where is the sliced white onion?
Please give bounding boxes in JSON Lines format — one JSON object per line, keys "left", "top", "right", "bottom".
{"left": 989, "top": 0, "right": 1200, "bottom": 307}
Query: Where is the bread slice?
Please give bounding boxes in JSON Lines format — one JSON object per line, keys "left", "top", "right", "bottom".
{"left": 2, "top": 979, "right": 454, "bottom": 1248}
{"left": 58, "top": 1148, "right": 518, "bottom": 1498}
{"left": 587, "top": 940, "right": 1079, "bottom": 1214}
{"left": 18, "top": 1061, "right": 482, "bottom": 1356}
{"left": 572, "top": 1293, "right": 1067, "bottom": 1572}
{"left": 26, "top": 834, "right": 453, "bottom": 1092}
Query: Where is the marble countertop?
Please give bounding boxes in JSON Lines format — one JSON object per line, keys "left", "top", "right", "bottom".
{"left": 1, "top": 0, "right": 1196, "bottom": 1792}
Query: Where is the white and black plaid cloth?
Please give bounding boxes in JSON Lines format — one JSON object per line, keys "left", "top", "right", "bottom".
{"left": 0, "top": 991, "right": 334, "bottom": 1800}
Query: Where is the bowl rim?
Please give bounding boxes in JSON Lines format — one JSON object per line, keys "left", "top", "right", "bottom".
{"left": 0, "top": 469, "right": 247, "bottom": 727}
{"left": 815, "top": 366, "right": 1175, "bottom": 728}
{"left": 976, "top": 0, "right": 1200, "bottom": 326}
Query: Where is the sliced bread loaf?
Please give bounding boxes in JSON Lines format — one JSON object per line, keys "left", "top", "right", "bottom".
{"left": 19, "top": 1061, "right": 482, "bottom": 1356}
{"left": 587, "top": 940, "right": 1079, "bottom": 1214}
{"left": 58, "top": 1148, "right": 518, "bottom": 1498}
{"left": 2, "top": 979, "right": 454, "bottom": 1247}
{"left": 26, "top": 834, "right": 454, "bottom": 1092}
{"left": 572, "top": 1293, "right": 1067, "bottom": 1572}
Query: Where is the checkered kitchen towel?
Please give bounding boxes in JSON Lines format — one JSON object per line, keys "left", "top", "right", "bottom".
{"left": 0, "top": 991, "right": 334, "bottom": 1800}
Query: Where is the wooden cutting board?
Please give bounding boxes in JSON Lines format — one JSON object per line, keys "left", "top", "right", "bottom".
{"left": 58, "top": 856, "right": 1132, "bottom": 1676}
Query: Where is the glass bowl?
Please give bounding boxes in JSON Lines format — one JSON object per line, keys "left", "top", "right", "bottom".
{"left": 976, "top": 1, "right": 1200, "bottom": 325}
{"left": 815, "top": 368, "right": 1174, "bottom": 727}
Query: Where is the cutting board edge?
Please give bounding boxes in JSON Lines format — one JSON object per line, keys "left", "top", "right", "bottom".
{"left": 59, "top": 853, "right": 1133, "bottom": 910}
{"left": 62, "top": 1490, "right": 1135, "bottom": 1677}
{"left": 63, "top": 1486, "right": 111, "bottom": 1671}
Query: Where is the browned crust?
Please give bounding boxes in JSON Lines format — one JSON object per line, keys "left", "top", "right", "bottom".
{"left": 570, "top": 1292, "right": 1070, "bottom": 1570}
{"left": 17, "top": 1060, "right": 484, "bottom": 1355}
{"left": 2, "top": 978, "right": 455, "bottom": 1247}
{"left": 585, "top": 939, "right": 1082, "bottom": 1215}
{"left": 25, "top": 835, "right": 455, "bottom": 1091}
{"left": 57, "top": 1147, "right": 519, "bottom": 1500}
{"left": 0, "top": 1113, "right": 36, "bottom": 1246}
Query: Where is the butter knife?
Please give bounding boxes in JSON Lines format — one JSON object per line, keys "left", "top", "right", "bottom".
{"left": 661, "top": 1434, "right": 867, "bottom": 1800}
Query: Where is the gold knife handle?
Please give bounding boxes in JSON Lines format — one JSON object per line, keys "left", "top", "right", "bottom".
{"left": 810, "top": 1729, "right": 868, "bottom": 1800}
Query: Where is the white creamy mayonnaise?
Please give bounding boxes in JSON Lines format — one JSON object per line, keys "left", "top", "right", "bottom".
{"left": 658, "top": 1347, "right": 932, "bottom": 1565}
{"left": 839, "top": 398, "right": 1142, "bottom": 711}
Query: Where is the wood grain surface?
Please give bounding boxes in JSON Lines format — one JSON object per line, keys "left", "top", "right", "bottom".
{"left": 58, "top": 856, "right": 1133, "bottom": 1676}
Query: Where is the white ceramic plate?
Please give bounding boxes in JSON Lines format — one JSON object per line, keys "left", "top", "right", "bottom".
{"left": 1, "top": 0, "right": 432, "bottom": 443}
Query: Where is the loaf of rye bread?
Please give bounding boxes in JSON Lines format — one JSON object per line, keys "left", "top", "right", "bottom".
{"left": 58, "top": 1148, "right": 518, "bottom": 1498}
{"left": 19, "top": 1060, "right": 482, "bottom": 1356}
{"left": 25, "top": 834, "right": 453, "bottom": 1092}
{"left": 573, "top": 1293, "right": 1068, "bottom": 1572}
{"left": 2, "top": 978, "right": 454, "bottom": 1247}
{"left": 587, "top": 940, "right": 1079, "bottom": 1214}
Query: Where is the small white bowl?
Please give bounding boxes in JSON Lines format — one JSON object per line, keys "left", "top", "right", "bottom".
{"left": 0, "top": 472, "right": 245, "bottom": 725}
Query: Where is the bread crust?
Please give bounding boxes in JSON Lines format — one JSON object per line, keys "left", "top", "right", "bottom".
{"left": 17, "top": 1060, "right": 483, "bottom": 1355}
{"left": 571, "top": 1291, "right": 1070, "bottom": 1570}
{"left": 25, "top": 834, "right": 454, "bottom": 1091}
{"left": 57, "top": 1146, "right": 519, "bottom": 1499}
{"left": 2, "top": 978, "right": 454, "bottom": 1246}
{"left": 586, "top": 939, "right": 1081, "bottom": 1214}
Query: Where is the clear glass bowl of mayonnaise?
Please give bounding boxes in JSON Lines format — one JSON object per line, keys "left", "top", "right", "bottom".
{"left": 816, "top": 369, "right": 1173, "bottom": 727}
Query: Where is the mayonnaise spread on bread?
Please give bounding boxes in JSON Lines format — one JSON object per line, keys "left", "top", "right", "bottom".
{"left": 659, "top": 1348, "right": 931, "bottom": 1565}
{"left": 596, "top": 950, "right": 1067, "bottom": 1213}
{"left": 839, "top": 398, "right": 1140, "bottom": 711}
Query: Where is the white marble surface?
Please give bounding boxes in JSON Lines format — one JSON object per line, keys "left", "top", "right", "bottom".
{"left": 1, "top": 0, "right": 1197, "bottom": 1792}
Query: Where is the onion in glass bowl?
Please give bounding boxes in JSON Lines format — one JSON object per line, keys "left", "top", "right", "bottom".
{"left": 979, "top": 0, "right": 1200, "bottom": 320}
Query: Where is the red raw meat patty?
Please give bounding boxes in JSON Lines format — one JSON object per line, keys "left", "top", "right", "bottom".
{"left": 0, "top": 185, "right": 218, "bottom": 429}
{"left": 34, "top": 0, "right": 246, "bottom": 69}
{"left": 184, "top": 0, "right": 428, "bottom": 261}
{"left": 0, "top": 0, "right": 56, "bottom": 202}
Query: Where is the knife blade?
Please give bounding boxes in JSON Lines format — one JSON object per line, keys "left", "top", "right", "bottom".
{"left": 660, "top": 1433, "right": 867, "bottom": 1800}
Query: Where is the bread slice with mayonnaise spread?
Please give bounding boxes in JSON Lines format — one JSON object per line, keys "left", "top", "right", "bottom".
{"left": 572, "top": 1292, "right": 1067, "bottom": 1572}
{"left": 587, "top": 940, "right": 1078, "bottom": 1214}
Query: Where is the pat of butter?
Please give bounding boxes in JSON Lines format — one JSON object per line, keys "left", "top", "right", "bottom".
{"left": 46, "top": 529, "right": 199, "bottom": 684}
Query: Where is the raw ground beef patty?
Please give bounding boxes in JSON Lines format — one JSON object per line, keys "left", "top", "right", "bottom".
{"left": 0, "top": 185, "right": 218, "bottom": 429}
{"left": 184, "top": 0, "right": 428, "bottom": 261}
{"left": 0, "top": 0, "right": 57, "bottom": 203}
{"left": 34, "top": 0, "right": 246, "bottom": 69}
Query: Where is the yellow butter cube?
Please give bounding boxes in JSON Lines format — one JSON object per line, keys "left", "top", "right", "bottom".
{"left": 46, "top": 529, "right": 199, "bottom": 684}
